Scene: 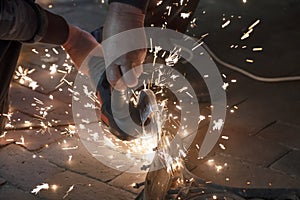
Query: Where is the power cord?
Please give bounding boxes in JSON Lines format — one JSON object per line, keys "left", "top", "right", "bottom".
{"left": 203, "top": 44, "right": 300, "bottom": 82}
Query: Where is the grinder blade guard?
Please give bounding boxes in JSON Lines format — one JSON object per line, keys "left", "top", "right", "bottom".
{"left": 96, "top": 72, "right": 160, "bottom": 141}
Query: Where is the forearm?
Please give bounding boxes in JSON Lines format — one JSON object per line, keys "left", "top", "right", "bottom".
{"left": 0, "top": 0, "right": 68, "bottom": 45}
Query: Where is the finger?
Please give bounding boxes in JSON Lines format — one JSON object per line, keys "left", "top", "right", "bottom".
{"left": 106, "top": 64, "right": 127, "bottom": 91}
{"left": 120, "top": 65, "right": 138, "bottom": 88}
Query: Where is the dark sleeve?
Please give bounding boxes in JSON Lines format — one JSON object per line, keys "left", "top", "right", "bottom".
{"left": 0, "top": 0, "right": 69, "bottom": 45}
{"left": 108, "top": 0, "right": 150, "bottom": 13}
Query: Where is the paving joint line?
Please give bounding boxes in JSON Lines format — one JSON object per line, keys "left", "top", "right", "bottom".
{"left": 266, "top": 149, "right": 293, "bottom": 168}
{"left": 0, "top": 180, "right": 39, "bottom": 198}
{"left": 44, "top": 160, "right": 139, "bottom": 195}
{"left": 250, "top": 120, "right": 277, "bottom": 136}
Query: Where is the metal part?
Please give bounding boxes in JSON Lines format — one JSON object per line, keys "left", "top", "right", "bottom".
{"left": 109, "top": 88, "right": 160, "bottom": 140}
{"left": 137, "top": 89, "right": 159, "bottom": 125}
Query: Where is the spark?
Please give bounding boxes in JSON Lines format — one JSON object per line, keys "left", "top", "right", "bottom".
{"left": 242, "top": 0, "right": 247, "bottom": 3}
{"left": 1, "top": 113, "right": 12, "bottom": 121}
{"left": 90, "top": 132, "right": 99, "bottom": 142}
{"left": 207, "top": 159, "right": 214, "bottom": 166}
{"left": 215, "top": 165, "right": 223, "bottom": 172}
{"left": 149, "top": 38, "right": 153, "bottom": 53}
{"left": 175, "top": 105, "right": 182, "bottom": 110}
{"left": 213, "top": 195, "right": 217, "bottom": 200}
{"left": 167, "top": 6, "right": 172, "bottom": 16}
{"left": 198, "top": 115, "right": 206, "bottom": 123}
{"left": 213, "top": 119, "right": 224, "bottom": 131}
{"left": 49, "top": 64, "right": 58, "bottom": 74}
{"left": 165, "top": 48, "right": 181, "bottom": 66}
{"left": 219, "top": 143, "right": 226, "bottom": 150}
{"left": 231, "top": 79, "right": 237, "bottom": 83}
{"left": 192, "top": 41, "right": 203, "bottom": 51}
{"left": 29, "top": 81, "right": 39, "bottom": 90}
{"left": 180, "top": 12, "right": 192, "bottom": 19}
{"left": 170, "top": 74, "right": 180, "bottom": 81}
{"left": 51, "top": 184, "right": 58, "bottom": 191}
{"left": 241, "top": 27, "right": 254, "bottom": 39}
{"left": 185, "top": 92, "right": 194, "bottom": 98}
{"left": 221, "top": 135, "right": 229, "bottom": 140}
{"left": 190, "top": 18, "right": 197, "bottom": 28}
{"left": 14, "top": 66, "right": 39, "bottom": 90}
{"left": 31, "top": 183, "right": 49, "bottom": 194}
{"left": 15, "top": 136, "right": 25, "bottom": 145}
{"left": 222, "top": 82, "right": 229, "bottom": 90}
{"left": 31, "top": 49, "right": 39, "bottom": 54}
{"left": 62, "top": 146, "right": 78, "bottom": 150}
{"left": 177, "top": 87, "right": 188, "bottom": 93}
{"left": 0, "top": 131, "right": 7, "bottom": 138}
{"left": 253, "top": 47, "right": 263, "bottom": 51}
{"left": 63, "top": 185, "right": 74, "bottom": 199}
{"left": 249, "top": 19, "right": 261, "bottom": 30}
{"left": 246, "top": 59, "right": 254, "bottom": 63}
{"left": 222, "top": 20, "right": 231, "bottom": 28}
{"left": 156, "top": 0, "right": 163, "bottom": 5}
{"left": 55, "top": 82, "right": 64, "bottom": 89}
{"left": 241, "top": 19, "right": 260, "bottom": 40}
{"left": 68, "top": 155, "right": 73, "bottom": 162}
{"left": 52, "top": 48, "right": 59, "bottom": 55}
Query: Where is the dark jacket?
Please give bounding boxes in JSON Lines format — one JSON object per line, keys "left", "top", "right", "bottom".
{"left": 0, "top": 0, "right": 69, "bottom": 130}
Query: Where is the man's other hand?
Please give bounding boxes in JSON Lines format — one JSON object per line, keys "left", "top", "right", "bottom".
{"left": 103, "top": 2, "right": 147, "bottom": 91}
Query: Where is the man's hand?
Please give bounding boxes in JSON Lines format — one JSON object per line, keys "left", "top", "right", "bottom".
{"left": 103, "top": 2, "right": 147, "bottom": 91}
{"left": 63, "top": 25, "right": 100, "bottom": 69}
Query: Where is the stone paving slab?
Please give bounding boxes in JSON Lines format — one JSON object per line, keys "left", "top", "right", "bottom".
{"left": 271, "top": 150, "right": 300, "bottom": 179}
{"left": 38, "top": 171, "right": 136, "bottom": 200}
{"left": 215, "top": 126, "right": 290, "bottom": 167}
{"left": 2, "top": 128, "right": 66, "bottom": 151}
{"left": 49, "top": 84, "right": 74, "bottom": 105}
{"left": 10, "top": 82, "right": 73, "bottom": 126}
{"left": 258, "top": 121, "right": 300, "bottom": 150}
{"left": 222, "top": 107, "right": 276, "bottom": 136}
{"left": 108, "top": 171, "right": 146, "bottom": 194}
{"left": 194, "top": 0, "right": 300, "bottom": 78}
{"left": 5, "top": 109, "right": 42, "bottom": 130}
{"left": 0, "top": 184, "right": 38, "bottom": 200}
{"left": 39, "top": 137, "right": 124, "bottom": 182}
{"left": 0, "top": 144, "right": 64, "bottom": 191}
{"left": 187, "top": 153, "right": 300, "bottom": 188}
{"left": 18, "top": 43, "right": 73, "bottom": 95}
{"left": 2, "top": 0, "right": 300, "bottom": 199}
{"left": 187, "top": 120, "right": 290, "bottom": 168}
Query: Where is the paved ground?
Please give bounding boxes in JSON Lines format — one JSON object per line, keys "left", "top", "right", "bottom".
{"left": 0, "top": 0, "right": 300, "bottom": 199}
